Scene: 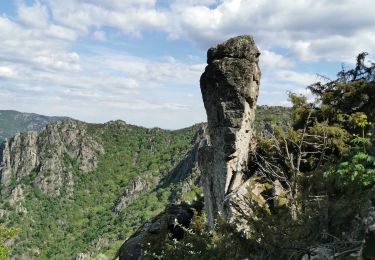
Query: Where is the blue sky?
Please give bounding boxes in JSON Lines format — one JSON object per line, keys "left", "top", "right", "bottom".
{"left": 0, "top": 0, "right": 374, "bottom": 129}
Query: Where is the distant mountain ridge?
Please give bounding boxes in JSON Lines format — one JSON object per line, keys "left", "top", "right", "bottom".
{"left": 0, "top": 106, "right": 292, "bottom": 145}
{"left": 0, "top": 110, "right": 68, "bottom": 143}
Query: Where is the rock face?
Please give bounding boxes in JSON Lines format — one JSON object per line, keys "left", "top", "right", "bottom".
{"left": 0, "top": 132, "right": 38, "bottom": 189}
{"left": 362, "top": 220, "right": 375, "bottom": 259}
{"left": 117, "top": 202, "right": 203, "bottom": 260}
{"left": 360, "top": 191, "right": 375, "bottom": 259}
{"left": 0, "top": 119, "right": 104, "bottom": 197}
{"left": 112, "top": 177, "right": 150, "bottom": 213}
{"left": 199, "top": 35, "right": 261, "bottom": 227}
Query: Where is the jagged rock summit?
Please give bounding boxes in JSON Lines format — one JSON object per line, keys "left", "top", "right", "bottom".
{"left": 199, "top": 35, "right": 261, "bottom": 227}
{"left": 0, "top": 119, "right": 104, "bottom": 197}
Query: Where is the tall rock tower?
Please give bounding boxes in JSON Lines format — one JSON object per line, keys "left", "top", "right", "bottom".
{"left": 199, "top": 35, "right": 261, "bottom": 227}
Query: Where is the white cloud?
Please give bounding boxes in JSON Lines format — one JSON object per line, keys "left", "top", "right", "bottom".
{"left": 261, "top": 50, "right": 294, "bottom": 69}
{"left": 275, "top": 70, "right": 317, "bottom": 86}
{"left": 1, "top": 0, "right": 374, "bottom": 128}
{"left": 93, "top": 30, "right": 107, "bottom": 41}
{"left": 17, "top": 0, "right": 49, "bottom": 28}
{"left": 21, "top": 0, "right": 374, "bottom": 63}
{"left": 90, "top": 0, "right": 157, "bottom": 9}
{"left": 167, "top": 0, "right": 375, "bottom": 62}
{"left": 89, "top": 50, "right": 205, "bottom": 86}
{"left": 45, "top": 24, "right": 77, "bottom": 41}
{"left": 0, "top": 66, "right": 17, "bottom": 78}
{"left": 0, "top": 3, "right": 80, "bottom": 74}
{"left": 47, "top": 0, "right": 168, "bottom": 35}
{"left": 0, "top": 33, "right": 206, "bottom": 128}
{"left": 13, "top": 0, "right": 374, "bottom": 64}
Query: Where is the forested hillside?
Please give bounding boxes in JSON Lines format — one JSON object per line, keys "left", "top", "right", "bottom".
{"left": 0, "top": 106, "right": 291, "bottom": 259}
{"left": 0, "top": 110, "right": 67, "bottom": 144}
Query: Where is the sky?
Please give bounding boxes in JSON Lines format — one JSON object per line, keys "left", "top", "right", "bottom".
{"left": 0, "top": 0, "right": 374, "bottom": 129}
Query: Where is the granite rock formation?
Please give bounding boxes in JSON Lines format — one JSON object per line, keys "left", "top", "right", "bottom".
{"left": 199, "top": 35, "right": 261, "bottom": 227}
{"left": 360, "top": 188, "right": 375, "bottom": 259}
{"left": 0, "top": 119, "right": 104, "bottom": 197}
{"left": 117, "top": 202, "right": 203, "bottom": 260}
{"left": 112, "top": 176, "right": 150, "bottom": 213}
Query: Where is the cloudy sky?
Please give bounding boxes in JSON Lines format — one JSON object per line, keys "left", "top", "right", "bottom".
{"left": 0, "top": 0, "right": 374, "bottom": 129}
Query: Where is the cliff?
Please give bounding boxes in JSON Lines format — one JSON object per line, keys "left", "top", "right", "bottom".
{"left": 0, "top": 119, "right": 104, "bottom": 197}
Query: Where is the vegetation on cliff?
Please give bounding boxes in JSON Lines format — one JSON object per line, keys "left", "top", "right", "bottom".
{"left": 0, "top": 226, "right": 15, "bottom": 260}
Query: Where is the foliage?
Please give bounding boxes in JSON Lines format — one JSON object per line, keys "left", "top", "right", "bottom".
{"left": 308, "top": 52, "right": 375, "bottom": 125}
{"left": 326, "top": 151, "right": 375, "bottom": 187}
{"left": 325, "top": 125, "right": 375, "bottom": 188}
{"left": 261, "top": 53, "right": 375, "bottom": 256}
{"left": 254, "top": 105, "right": 292, "bottom": 135}
{"left": 243, "top": 53, "right": 375, "bottom": 257}
{"left": 0, "top": 226, "right": 15, "bottom": 260}
{"left": 146, "top": 211, "right": 257, "bottom": 260}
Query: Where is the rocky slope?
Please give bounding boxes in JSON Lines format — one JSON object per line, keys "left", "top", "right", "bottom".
{"left": 0, "top": 110, "right": 67, "bottom": 143}
{"left": 118, "top": 201, "right": 204, "bottom": 260}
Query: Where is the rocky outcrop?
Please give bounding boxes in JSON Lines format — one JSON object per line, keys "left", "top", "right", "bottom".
{"left": 0, "top": 132, "right": 38, "bottom": 188}
{"left": 117, "top": 202, "right": 203, "bottom": 260}
{"left": 361, "top": 219, "right": 375, "bottom": 259}
{"left": 115, "top": 127, "right": 207, "bottom": 259}
{"left": 199, "top": 35, "right": 261, "bottom": 227}
{"left": 112, "top": 177, "right": 150, "bottom": 213}
{"left": 360, "top": 190, "right": 375, "bottom": 259}
{"left": 0, "top": 119, "right": 104, "bottom": 196}
{"left": 163, "top": 127, "right": 206, "bottom": 185}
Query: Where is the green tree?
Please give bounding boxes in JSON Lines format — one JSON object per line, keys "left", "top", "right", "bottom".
{"left": 308, "top": 52, "right": 375, "bottom": 125}
{"left": 0, "top": 226, "right": 15, "bottom": 260}
{"left": 325, "top": 112, "right": 375, "bottom": 187}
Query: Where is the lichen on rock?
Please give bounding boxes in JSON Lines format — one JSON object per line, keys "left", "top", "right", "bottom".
{"left": 199, "top": 35, "right": 261, "bottom": 228}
